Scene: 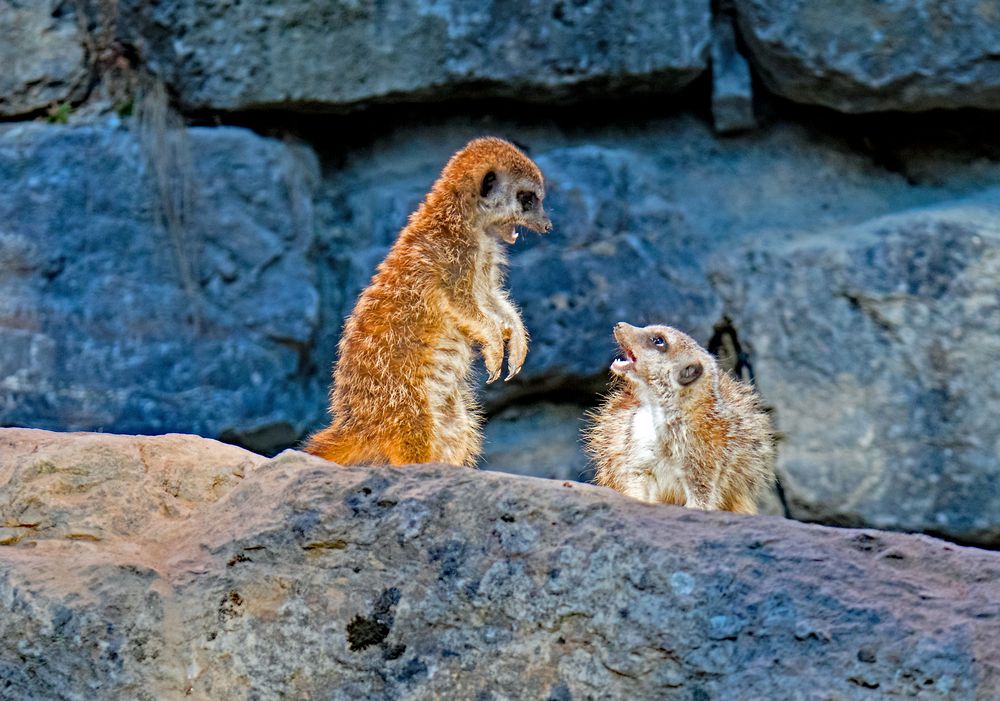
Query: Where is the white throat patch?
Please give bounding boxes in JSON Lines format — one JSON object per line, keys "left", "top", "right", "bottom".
{"left": 620, "top": 386, "right": 688, "bottom": 503}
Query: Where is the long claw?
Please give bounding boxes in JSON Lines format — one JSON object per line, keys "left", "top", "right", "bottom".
{"left": 504, "top": 365, "right": 521, "bottom": 382}
{"left": 486, "top": 369, "right": 502, "bottom": 384}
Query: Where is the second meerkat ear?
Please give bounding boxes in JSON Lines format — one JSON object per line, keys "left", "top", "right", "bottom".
{"left": 678, "top": 362, "right": 704, "bottom": 386}
{"left": 480, "top": 171, "right": 496, "bottom": 197}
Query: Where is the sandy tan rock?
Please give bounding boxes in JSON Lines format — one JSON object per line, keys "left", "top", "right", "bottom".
{"left": 0, "top": 429, "right": 264, "bottom": 546}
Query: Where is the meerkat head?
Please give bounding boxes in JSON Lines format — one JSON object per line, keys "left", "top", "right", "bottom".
{"left": 610, "top": 322, "right": 716, "bottom": 404}
{"left": 440, "top": 137, "right": 551, "bottom": 244}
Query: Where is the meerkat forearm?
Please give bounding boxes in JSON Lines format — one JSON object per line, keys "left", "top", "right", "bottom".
{"left": 444, "top": 297, "right": 507, "bottom": 382}
{"left": 446, "top": 274, "right": 525, "bottom": 382}
{"left": 480, "top": 245, "right": 529, "bottom": 379}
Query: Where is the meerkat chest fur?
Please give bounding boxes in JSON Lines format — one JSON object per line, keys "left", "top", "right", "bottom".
{"left": 472, "top": 230, "right": 506, "bottom": 293}
{"left": 439, "top": 227, "right": 506, "bottom": 338}
{"left": 622, "top": 387, "right": 690, "bottom": 502}
{"left": 423, "top": 229, "right": 505, "bottom": 434}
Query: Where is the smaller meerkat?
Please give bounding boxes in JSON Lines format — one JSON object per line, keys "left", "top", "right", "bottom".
{"left": 585, "top": 322, "right": 774, "bottom": 514}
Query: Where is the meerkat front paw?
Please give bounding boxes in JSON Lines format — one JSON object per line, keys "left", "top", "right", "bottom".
{"left": 505, "top": 326, "right": 528, "bottom": 381}
{"left": 482, "top": 338, "right": 504, "bottom": 384}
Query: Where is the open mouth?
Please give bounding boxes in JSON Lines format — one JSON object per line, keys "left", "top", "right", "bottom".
{"left": 611, "top": 346, "right": 637, "bottom": 375}
{"left": 611, "top": 324, "right": 638, "bottom": 376}
{"left": 500, "top": 226, "right": 519, "bottom": 244}
{"left": 487, "top": 222, "right": 520, "bottom": 244}
{"left": 493, "top": 215, "right": 551, "bottom": 243}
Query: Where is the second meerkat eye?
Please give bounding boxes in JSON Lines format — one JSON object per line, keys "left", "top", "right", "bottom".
{"left": 517, "top": 191, "right": 537, "bottom": 211}
{"left": 480, "top": 171, "right": 496, "bottom": 198}
{"left": 651, "top": 335, "right": 667, "bottom": 349}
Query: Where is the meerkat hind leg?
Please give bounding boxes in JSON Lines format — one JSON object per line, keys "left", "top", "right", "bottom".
{"left": 427, "top": 384, "right": 481, "bottom": 467}
{"left": 724, "top": 492, "right": 759, "bottom": 515}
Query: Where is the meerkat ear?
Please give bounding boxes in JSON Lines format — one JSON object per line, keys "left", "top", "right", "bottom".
{"left": 480, "top": 171, "right": 496, "bottom": 197}
{"left": 678, "top": 362, "right": 704, "bottom": 386}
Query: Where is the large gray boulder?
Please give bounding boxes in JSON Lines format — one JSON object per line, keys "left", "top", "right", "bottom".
{"left": 114, "top": 0, "right": 711, "bottom": 111}
{"left": 711, "top": 192, "right": 1000, "bottom": 547}
{"left": 0, "top": 121, "right": 325, "bottom": 450}
{"left": 734, "top": 0, "right": 1000, "bottom": 112}
{"left": 0, "top": 1, "right": 90, "bottom": 117}
{"left": 2, "top": 429, "right": 998, "bottom": 699}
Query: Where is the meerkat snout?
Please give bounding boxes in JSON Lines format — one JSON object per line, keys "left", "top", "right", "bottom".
{"left": 517, "top": 189, "right": 552, "bottom": 233}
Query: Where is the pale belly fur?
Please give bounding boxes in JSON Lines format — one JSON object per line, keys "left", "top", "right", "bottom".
{"left": 619, "top": 401, "right": 690, "bottom": 505}
{"left": 424, "top": 322, "right": 478, "bottom": 464}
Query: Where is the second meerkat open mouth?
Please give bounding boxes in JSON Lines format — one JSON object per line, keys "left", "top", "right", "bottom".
{"left": 611, "top": 324, "right": 638, "bottom": 375}
{"left": 611, "top": 346, "right": 637, "bottom": 375}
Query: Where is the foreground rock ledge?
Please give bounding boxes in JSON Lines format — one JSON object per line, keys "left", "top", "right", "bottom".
{"left": 1, "top": 430, "right": 997, "bottom": 700}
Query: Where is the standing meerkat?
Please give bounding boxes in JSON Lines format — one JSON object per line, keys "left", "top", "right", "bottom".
{"left": 306, "top": 137, "right": 551, "bottom": 467}
{"left": 585, "top": 322, "right": 774, "bottom": 514}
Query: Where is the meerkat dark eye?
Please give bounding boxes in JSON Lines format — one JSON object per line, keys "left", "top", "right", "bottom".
{"left": 480, "top": 171, "right": 496, "bottom": 198}
{"left": 517, "top": 190, "right": 537, "bottom": 211}
{"left": 651, "top": 335, "right": 667, "bottom": 349}
{"left": 678, "top": 362, "right": 704, "bottom": 386}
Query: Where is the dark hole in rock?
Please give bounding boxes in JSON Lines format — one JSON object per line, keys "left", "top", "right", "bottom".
{"left": 347, "top": 587, "right": 401, "bottom": 652}
{"left": 346, "top": 616, "right": 390, "bottom": 652}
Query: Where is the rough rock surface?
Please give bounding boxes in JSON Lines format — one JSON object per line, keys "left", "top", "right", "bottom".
{"left": 13, "top": 0, "right": 999, "bottom": 116}
{"left": 0, "top": 121, "right": 324, "bottom": 448}
{"left": 114, "top": 0, "right": 711, "bottom": 112}
{"left": 734, "top": 0, "right": 1000, "bottom": 112}
{"left": 2, "top": 429, "right": 998, "bottom": 700}
{"left": 0, "top": 0, "right": 90, "bottom": 117}
{"left": 711, "top": 192, "right": 1000, "bottom": 547}
{"left": 710, "top": 15, "right": 756, "bottom": 133}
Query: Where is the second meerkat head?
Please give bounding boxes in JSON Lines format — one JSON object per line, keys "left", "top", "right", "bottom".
{"left": 439, "top": 137, "right": 551, "bottom": 244}
{"left": 609, "top": 322, "right": 717, "bottom": 404}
